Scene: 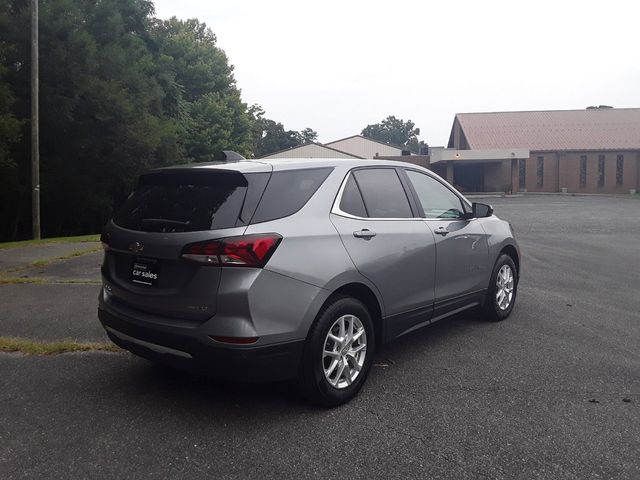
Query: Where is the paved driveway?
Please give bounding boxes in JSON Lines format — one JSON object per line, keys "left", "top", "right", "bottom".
{"left": 0, "top": 195, "right": 638, "bottom": 479}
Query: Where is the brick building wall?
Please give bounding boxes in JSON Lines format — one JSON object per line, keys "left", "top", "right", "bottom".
{"left": 447, "top": 109, "right": 640, "bottom": 194}
{"left": 519, "top": 151, "right": 639, "bottom": 193}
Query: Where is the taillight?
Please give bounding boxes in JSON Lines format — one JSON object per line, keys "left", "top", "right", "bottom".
{"left": 181, "top": 234, "right": 282, "bottom": 267}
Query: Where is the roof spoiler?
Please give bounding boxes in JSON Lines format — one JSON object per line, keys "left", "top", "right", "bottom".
{"left": 222, "top": 150, "right": 246, "bottom": 162}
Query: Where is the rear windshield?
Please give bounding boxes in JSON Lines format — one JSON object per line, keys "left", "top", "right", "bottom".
{"left": 113, "top": 171, "right": 268, "bottom": 232}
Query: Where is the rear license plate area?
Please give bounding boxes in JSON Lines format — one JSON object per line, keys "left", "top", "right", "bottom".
{"left": 131, "top": 258, "right": 159, "bottom": 287}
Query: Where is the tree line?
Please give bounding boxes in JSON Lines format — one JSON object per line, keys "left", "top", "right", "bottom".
{"left": 0, "top": 0, "right": 425, "bottom": 241}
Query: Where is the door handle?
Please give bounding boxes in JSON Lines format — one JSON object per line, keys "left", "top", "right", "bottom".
{"left": 434, "top": 226, "right": 449, "bottom": 236}
{"left": 353, "top": 229, "right": 377, "bottom": 239}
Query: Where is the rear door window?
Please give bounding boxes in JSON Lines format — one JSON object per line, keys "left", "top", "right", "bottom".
{"left": 352, "top": 168, "right": 413, "bottom": 218}
{"left": 250, "top": 168, "right": 333, "bottom": 224}
{"left": 113, "top": 171, "right": 268, "bottom": 232}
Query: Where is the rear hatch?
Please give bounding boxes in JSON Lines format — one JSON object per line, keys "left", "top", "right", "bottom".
{"left": 101, "top": 166, "right": 271, "bottom": 321}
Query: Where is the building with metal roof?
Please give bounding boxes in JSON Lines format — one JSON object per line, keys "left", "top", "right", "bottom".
{"left": 260, "top": 142, "right": 363, "bottom": 159}
{"left": 260, "top": 135, "right": 407, "bottom": 160}
{"left": 325, "top": 135, "right": 404, "bottom": 158}
{"left": 440, "top": 107, "right": 640, "bottom": 194}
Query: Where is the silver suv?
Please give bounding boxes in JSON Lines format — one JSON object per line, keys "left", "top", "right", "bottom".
{"left": 99, "top": 158, "right": 520, "bottom": 406}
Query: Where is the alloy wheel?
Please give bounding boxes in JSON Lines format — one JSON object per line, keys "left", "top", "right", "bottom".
{"left": 496, "top": 264, "right": 514, "bottom": 310}
{"left": 322, "top": 314, "right": 367, "bottom": 389}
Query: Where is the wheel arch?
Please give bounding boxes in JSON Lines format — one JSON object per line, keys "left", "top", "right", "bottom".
{"left": 499, "top": 243, "right": 520, "bottom": 276}
{"left": 322, "top": 282, "right": 384, "bottom": 347}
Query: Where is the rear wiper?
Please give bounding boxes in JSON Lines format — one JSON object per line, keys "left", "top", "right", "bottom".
{"left": 141, "top": 218, "right": 191, "bottom": 227}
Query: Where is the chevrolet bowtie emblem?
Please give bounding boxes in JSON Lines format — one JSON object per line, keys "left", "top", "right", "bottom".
{"left": 128, "top": 241, "right": 144, "bottom": 253}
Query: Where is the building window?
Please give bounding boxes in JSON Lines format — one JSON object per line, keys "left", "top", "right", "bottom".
{"left": 518, "top": 159, "right": 526, "bottom": 190}
{"left": 616, "top": 155, "right": 624, "bottom": 186}
{"left": 579, "top": 155, "right": 587, "bottom": 188}
{"left": 598, "top": 155, "right": 605, "bottom": 188}
{"left": 536, "top": 156, "right": 544, "bottom": 188}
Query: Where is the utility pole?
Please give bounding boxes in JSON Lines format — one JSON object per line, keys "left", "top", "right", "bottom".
{"left": 31, "top": 0, "right": 40, "bottom": 239}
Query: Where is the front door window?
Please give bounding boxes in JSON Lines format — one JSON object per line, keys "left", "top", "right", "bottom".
{"left": 405, "top": 170, "right": 466, "bottom": 219}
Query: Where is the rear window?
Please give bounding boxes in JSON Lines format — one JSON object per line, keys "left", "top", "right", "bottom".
{"left": 113, "top": 171, "right": 268, "bottom": 232}
{"left": 250, "top": 168, "right": 333, "bottom": 224}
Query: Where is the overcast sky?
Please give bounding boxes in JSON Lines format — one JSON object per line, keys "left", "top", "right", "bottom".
{"left": 153, "top": 0, "right": 640, "bottom": 145}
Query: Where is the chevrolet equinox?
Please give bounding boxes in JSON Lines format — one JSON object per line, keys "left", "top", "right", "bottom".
{"left": 98, "top": 158, "right": 520, "bottom": 406}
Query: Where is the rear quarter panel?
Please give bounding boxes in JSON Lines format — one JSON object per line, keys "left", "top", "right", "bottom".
{"left": 243, "top": 166, "right": 386, "bottom": 337}
{"left": 244, "top": 165, "right": 354, "bottom": 290}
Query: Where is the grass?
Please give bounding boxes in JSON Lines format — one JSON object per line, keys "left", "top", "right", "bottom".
{"left": 0, "top": 276, "right": 101, "bottom": 285}
{"left": 0, "top": 245, "right": 103, "bottom": 277}
{"left": 0, "top": 234, "right": 100, "bottom": 250}
{"left": 0, "top": 336, "right": 121, "bottom": 355}
{"left": 29, "top": 245, "right": 103, "bottom": 268}
{"left": 0, "top": 276, "right": 47, "bottom": 285}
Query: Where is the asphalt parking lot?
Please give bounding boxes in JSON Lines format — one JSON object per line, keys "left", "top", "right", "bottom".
{"left": 1, "top": 195, "right": 639, "bottom": 479}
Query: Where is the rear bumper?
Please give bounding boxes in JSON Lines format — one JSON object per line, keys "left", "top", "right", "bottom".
{"left": 98, "top": 307, "right": 304, "bottom": 382}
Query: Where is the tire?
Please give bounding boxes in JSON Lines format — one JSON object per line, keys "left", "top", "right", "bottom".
{"left": 298, "top": 295, "right": 375, "bottom": 407}
{"left": 483, "top": 254, "right": 518, "bottom": 322}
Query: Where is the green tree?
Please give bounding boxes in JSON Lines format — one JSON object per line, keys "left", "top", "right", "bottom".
{"left": 361, "top": 115, "right": 426, "bottom": 153}
{"left": 0, "top": 0, "right": 40, "bottom": 239}
{"left": 249, "top": 104, "right": 318, "bottom": 157}
{"left": 0, "top": 23, "right": 23, "bottom": 239}
{"left": 149, "top": 17, "right": 253, "bottom": 160}
{"left": 296, "top": 127, "right": 318, "bottom": 145}
{"left": 0, "top": 48, "right": 21, "bottom": 169}
{"left": 0, "top": 1, "right": 257, "bottom": 240}
{"left": 37, "top": 0, "right": 180, "bottom": 235}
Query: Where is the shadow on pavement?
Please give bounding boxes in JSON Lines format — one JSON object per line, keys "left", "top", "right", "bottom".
{"left": 95, "top": 309, "right": 483, "bottom": 413}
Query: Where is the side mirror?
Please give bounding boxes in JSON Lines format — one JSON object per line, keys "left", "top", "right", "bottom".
{"left": 471, "top": 202, "right": 493, "bottom": 218}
